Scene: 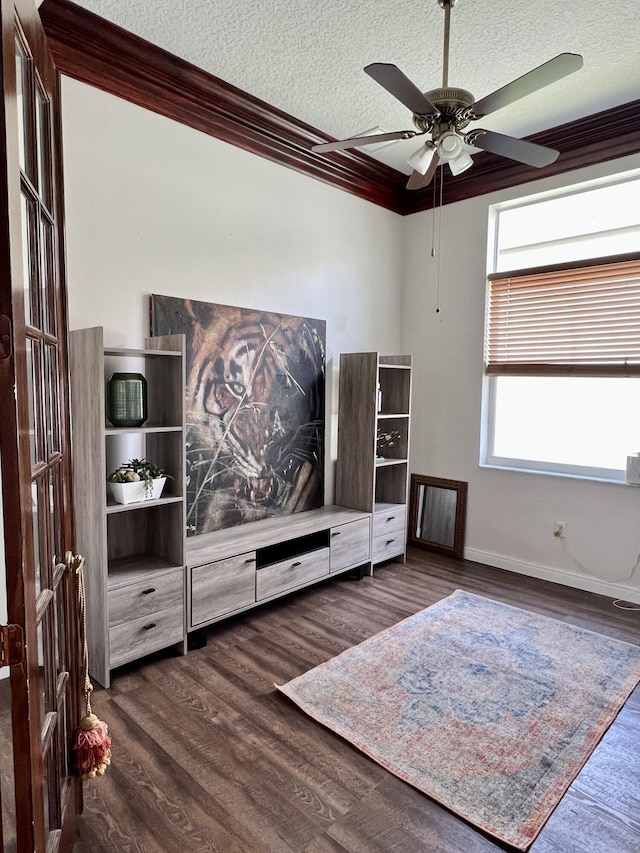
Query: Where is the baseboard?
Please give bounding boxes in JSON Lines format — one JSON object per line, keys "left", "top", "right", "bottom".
{"left": 464, "top": 548, "right": 640, "bottom": 606}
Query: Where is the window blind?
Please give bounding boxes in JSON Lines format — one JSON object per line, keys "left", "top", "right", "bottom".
{"left": 485, "top": 255, "right": 640, "bottom": 376}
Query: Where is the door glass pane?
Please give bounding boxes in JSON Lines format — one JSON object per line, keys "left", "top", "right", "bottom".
{"left": 44, "top": 344, "right": 60, "bottom": 457}
{"left": 35, "top": 81, "right": 52, "bottom": 209}
{"left": 42, "top": 748, "right": 51, "bottom": 838}
{"left": 51, "top": 583, "right": 60, "bottom": 677}
{"left": 40, "top": 216, "right": 56, "bottom": 337}
{"left": 30, "top": 476, "right": 45, "bottom": 598}
{"left": 20, "top": 192, "right": 33, "bottom": 327}
{"left": 15, "top": 38, "right": 28, "bottom": 173}
{"left": 55, "top": 572, "right": 68, "bottom": 675}
{"left": 48, "top": 467, "right": 62, "bottom": 570}
{"left": 37, "top": 618, "right": 46, "bottom": 724}
{"left": 25, "top": 338, "right": 40, "bottom": 467}
{"left": 57, "top": 695, "right": 70, "bottom": 795}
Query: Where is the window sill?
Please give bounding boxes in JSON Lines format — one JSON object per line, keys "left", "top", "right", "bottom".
{"left": 479, "top": 461, "right": 632, "bottom": 486}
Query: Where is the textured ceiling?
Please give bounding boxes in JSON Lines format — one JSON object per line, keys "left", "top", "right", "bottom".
{"left": 69, "top": 0, "right": 640, "bottom": 175}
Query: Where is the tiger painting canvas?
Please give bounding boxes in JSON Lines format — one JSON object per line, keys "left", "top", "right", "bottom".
{"left": 150, "top": 295, "right": 326, "bottom": 535}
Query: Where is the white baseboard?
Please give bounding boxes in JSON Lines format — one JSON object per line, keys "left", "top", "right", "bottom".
{"left": 464, "top": 548, "right": 640, "bottom": 605}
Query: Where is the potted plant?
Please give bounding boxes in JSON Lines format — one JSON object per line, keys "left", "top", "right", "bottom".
{"left": 107, "top": 458, "right": 171, "bottom": 505}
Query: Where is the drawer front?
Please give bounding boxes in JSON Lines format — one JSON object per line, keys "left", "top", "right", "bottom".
{"left": 109, "top": 570, "right": 183, "bottom": 628}
{"left": 372, "top": 529, "right": 405, "bottom": 563}
{"left": 256, "top": 548, "right": 330, "bottom": 601}
{"left": 109, "top": 605, "right": 183, "bottom": 669}
{"left": 373, "top": 506, "right": 406, "bottom": 539}
{"left": 330, "top": 518, "right": 371, "bottom": 572}
{"left": 190, "top": 551, "right": 256, "bottom": 627}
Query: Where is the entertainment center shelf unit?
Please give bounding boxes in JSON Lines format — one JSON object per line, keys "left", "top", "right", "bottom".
{"left": 70, "top": 331, "right": 406, "bottom": 686}
{"left": 70, "top": 326, "right": 187, "bottom": 688}
{"left": 335, "top": 352, "right": 412, "bottom": 567}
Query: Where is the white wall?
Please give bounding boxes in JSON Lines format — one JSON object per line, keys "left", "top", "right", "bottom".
{"left": 403, "top": 153, "right": 640, "bottom": 604}
{"left": 60, "top": 78, "right": 406, "bottom": 502}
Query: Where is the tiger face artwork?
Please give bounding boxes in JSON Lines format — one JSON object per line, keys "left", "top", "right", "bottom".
{"left": 150, "top": 295, "right": 326, "bottom": 535}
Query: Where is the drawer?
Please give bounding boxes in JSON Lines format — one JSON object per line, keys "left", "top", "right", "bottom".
{"left": 108, "top": 570, "right": 184, "bottom": 628}
{"left": 330, "top": 517, "right": 371, "bottom": 572}
{"left": 256, "top": 547, "right": 330, "bottom": 601}
{"left": 373, "top": 506, "right": 406, "bottom": 539}
{"left": 372, "top": 529, "right": 405, "bottom": 564}
{"left": 190, "top": 551, "right": 256, "bottom": 627}
{"left": 109, "top": 605, "right": 183, "bottom": 669}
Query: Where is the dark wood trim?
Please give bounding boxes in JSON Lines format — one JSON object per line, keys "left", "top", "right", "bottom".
{"left": 40, "top": 0, "right": 640, "bottom": 215}
{"left": 38, "top": 0, "right": 406, "bottom": 213}
{"left": 401, "top": 102, "right": 640, "bottom": 214}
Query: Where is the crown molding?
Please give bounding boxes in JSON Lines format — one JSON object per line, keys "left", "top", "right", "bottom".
{"left": 400, "top": 101, "right": 640, "bottom": 214}
{"left": 40, "top": 0, "right": 640, "bottom": 216}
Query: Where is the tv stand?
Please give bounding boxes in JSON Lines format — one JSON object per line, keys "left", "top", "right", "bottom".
{"left": 186, "top": 505, "right": 371, "bottom": 633}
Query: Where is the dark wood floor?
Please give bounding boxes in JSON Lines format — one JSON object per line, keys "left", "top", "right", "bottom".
{"left": 72, "top": 549, "right": 640, "bottom": 853}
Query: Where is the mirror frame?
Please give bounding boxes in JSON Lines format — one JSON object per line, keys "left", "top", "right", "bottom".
{"left": 408, "top": 474, "right": 468, "bottom": 560}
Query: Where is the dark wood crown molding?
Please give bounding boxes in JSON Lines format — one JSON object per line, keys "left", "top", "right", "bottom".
{"left": 40, "top": 0, "right": 640, "bottom": 216}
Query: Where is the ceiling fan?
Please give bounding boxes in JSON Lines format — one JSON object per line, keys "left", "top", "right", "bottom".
{"left": 312, "top": 0, "right": 583, "bottom": 190}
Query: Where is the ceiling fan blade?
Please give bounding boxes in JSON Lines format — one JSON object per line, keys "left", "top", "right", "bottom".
{"left": 466, "top": 129, "right": 559, "bottom": 167}
{"left": 406, "top": 153, "right": 440, "bottom": 190}
{"left": 364, "top": 63, "right": 438, "bottom": 115}
{"left": 471, "top": 53, "right": 583, "bottom": 118}
{"left": 312, "top": 129, "right": 417, "bottom": 153}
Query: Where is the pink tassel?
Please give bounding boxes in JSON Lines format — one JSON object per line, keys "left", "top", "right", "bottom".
{"left": 73, "top": 713, "right": 112, "bottom": 780}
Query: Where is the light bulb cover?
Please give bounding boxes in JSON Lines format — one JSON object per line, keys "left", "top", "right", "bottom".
{"left": 408, "top": 141, "right": 436, "bottom": 175}
{"left": 437, "top": 131, "right": 463, "bottom": 161}
{"left": 448, "top": 151, "right": 474, "bottom": 176}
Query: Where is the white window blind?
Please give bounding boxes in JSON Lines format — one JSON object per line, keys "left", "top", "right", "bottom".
{"left": 486, "top": 254, "right": 640, "bottom": 376}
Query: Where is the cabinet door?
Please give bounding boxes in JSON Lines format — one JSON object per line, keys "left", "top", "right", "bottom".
{"left": 330, "top": 518, "right": 371, "bottom": 572}
{"left": 190, "top": 552, "right": 256, "bottom": 626}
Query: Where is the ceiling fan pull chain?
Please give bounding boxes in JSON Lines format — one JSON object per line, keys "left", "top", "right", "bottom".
{"left": 436, "top": 168, "right": 444, "bottom": 314}
{"left": 430, "top": 174, "right": 437, "bottom": 258}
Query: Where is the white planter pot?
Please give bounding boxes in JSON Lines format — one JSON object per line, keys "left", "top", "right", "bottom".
{"left": 108, "top": 476, "right": 166, "bottom": 505}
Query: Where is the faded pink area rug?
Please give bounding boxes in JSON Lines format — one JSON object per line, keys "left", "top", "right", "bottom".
{"left": 277, "top": 589, "right": 640, "bottom": 849}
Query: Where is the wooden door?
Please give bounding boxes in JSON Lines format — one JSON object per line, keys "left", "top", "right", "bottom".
{"left": 0, "top": 0, "right": 82, "bottom": 850}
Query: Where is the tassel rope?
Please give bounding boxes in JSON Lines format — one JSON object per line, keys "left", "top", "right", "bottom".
{"left": 69, "top": 552, "right": 112, "bottom": 780}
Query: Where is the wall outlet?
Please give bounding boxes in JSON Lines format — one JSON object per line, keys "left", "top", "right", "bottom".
{"left": 553, "top": 521, "right": 567, "bottom": 538}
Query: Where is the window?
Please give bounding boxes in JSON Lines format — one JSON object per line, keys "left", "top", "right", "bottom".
{"left": 482, "top": 171, "right": 640, "bottom": 481}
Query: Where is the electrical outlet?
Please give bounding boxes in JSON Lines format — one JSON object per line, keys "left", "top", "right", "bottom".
{"left": 553, "top": 521, "right": 567, "bottom": 538}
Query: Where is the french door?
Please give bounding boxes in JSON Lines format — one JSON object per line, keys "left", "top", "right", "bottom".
{"left": 0, "top": 0, "right": 82, "bottom": 851}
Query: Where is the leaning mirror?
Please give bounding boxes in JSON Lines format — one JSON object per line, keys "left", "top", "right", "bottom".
{"left": 408, "top": 474, "right": 468, "bottom": 559}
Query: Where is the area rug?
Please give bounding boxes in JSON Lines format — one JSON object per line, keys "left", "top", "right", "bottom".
{"left": 276, "top": 589, "right": 640, "bottom": 849}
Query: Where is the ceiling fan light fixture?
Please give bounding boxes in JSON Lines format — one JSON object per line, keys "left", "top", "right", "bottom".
{"left": 448, "top": 150, "right": 473, "bottom": 175}
{"left": 407, "top": 141, "right": 436, "bottom": 175}
{"left": 436, "top": 130, "right": 473, "bottom": 176}
{"left": 437, "top": 131, "right": 463, "bottom": 161}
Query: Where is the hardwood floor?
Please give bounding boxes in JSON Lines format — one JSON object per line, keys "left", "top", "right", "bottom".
{"left": 73, "top": 549, "right": 640, "bottom": 852}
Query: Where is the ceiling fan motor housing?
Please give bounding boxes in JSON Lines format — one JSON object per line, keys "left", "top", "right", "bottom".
{"left": 413, "top": 87, "right": 475, "bottom": 135}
